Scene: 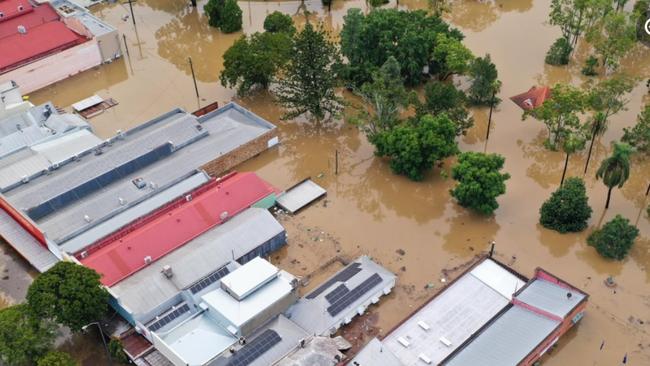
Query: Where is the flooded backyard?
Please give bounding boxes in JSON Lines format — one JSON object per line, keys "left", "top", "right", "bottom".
{"left": 1, "top": 0, "right": 649, "bottom": 364}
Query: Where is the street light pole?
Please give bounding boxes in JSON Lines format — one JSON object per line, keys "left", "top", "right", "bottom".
{"left": 82, "top": 322, "right": 113, "bottom": 366}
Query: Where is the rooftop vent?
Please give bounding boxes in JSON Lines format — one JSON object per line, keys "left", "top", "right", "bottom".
{"left": 17, "top": 25, "right": 26, "bottom": 34}
{"left": 418, "top": 321, "right": 430, "bottom": 331}
{"left": 418, "top": 353, "right": 432, "bottom": 365}
{"left": 144, "top": 256, "right": 152, "bottom": 264}
{"left": 161, "top": 265, "right": 173, "bottom": 279}
{"left": 220, "top": 211, "right": 229, "bottom": 220}
{"left": 149, "top": 181, "right": 158, "bottom": 190}
{"left": 397, "top": 337, "right": 410, "bottom": 348}
{"left": 185, "top": 194, "right": 192, "bottom": 202}
{"left": 17, "top": 5, "right": 24, "bottom": 12}
{"left": 132, "top": 177, "right": 146, "bottom": 189}
{"left": 118, "top": 197, "right": 126, "bottom": 205}
{"left": 83, "top": 215, "right": 92, "bottom": 223}
{"left": 21, "top": 175, "right": 29, "bottom": 183}
{"left": 439, "top": 336, "right": 452, "bottom": 347}
{"left": 79, "top": 251, "right": 88, "bottom": 259}
{"left": 0, "top": 12, "right": 4, "bottom": 18}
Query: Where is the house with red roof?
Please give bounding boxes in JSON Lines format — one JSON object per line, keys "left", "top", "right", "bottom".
{"left": 0, "top": 0, "right": 121, "bottom": 93}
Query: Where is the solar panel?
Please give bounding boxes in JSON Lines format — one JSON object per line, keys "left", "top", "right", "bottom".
{"left": 148, "top": 303, "right": 190, "bottom": 332}
{"left": 188, "top": 266, "right": 230, "bottom": 294}
{"left": 325, "top": 284, "right": 349, "bottom": 304}
{"left": 326, "top": 273, "right": 382, "bottom": 316}
{"left": 306, "top": 262, "right": 362, "bottom": 299}
{"left": 226, "top": 329, "right": 282, "bottom": 366}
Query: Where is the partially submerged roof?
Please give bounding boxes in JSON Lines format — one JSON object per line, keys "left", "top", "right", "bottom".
{"left": 276, "top": 179, "right": 326, "bottom": 214}
{"left": 288, "top": 256, "right": 396, "bottom": 336}
{"left": 110, "top": 208, "right": 284, "bottom": 316}
{"left": 380, "top": 258, "right": 525, "bottom": 366}
{"left": 510, "top": 86, "right": 551, "bottom": 111}
{"left": 2, "top": 103, "right": 277, "bottom": 249}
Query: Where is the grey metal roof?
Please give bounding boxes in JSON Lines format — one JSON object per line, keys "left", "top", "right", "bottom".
{"left": 348, "top": 338, "right": 403, "bottom": 366}
{"left": 287, "top": 256, "right": 396, "bottom": 336}
{"left": 2, "top": 102, "right": 276, "bottom": 247}
{"left": 208, "top": 315, "right": 309, "bottom": 366}
{"left": 60, "top": 171, "right": 209, "bottom": 253}
{"left": 276, "top": 179, "right": 326, "bottom": 214}
{"left": 111, "top": 208, "right": 285, "bottom": 316}
{"left": 380, "top": 259, "right": 524, "bottom": 366}
{"left": 0, "top": 208, "right": 58, "bottom": 272}
{"left": 515, "top": 278, "right": 586, "bottom": 318}
{"left": 443, "top": 306, "right": 560, "bottom": 366}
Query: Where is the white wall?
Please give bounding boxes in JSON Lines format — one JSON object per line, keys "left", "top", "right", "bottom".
{"left": 0, "top": 40, "right": 102, "bottom": 94}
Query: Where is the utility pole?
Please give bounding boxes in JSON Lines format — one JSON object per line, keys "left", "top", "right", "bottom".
{"left": 123, "top": 0, "right": 136, "bottom": 26}
{"left": 188, "top": 57, "right": 200, "bottom": 100}
{"left": 486, "top": 89, "right": 496, "bottom": 140}
{"left": 122, "top": 34, "right": 130, "bottom": 58}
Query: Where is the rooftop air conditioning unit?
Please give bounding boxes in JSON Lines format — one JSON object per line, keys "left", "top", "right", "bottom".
{"left": 161, "top": 265, "right": 173, "bottom": 279}
{"left": 144, "top": 256, "right": 152, "bottom": 264}
{"left": 21, "top": 175, "right": 29, "bottom": 183}
{"left": 17, "top": 25, "right": 26, "bottom": 34}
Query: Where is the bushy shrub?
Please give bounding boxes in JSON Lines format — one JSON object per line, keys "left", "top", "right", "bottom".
{"left": 204, "top": 0, "right": 225, "bottom": 28}
{"left": 368, "top": 0, "right": 389, "bottom": 7}
{"left": 539, "top": 177, "right": 592, "bottom": 233}
{"left": 219, "top": 0, "right": 243, "bottom": 33}
{"left": 545, "top": 37, "right": 572, "bottom": 65}
{"left": 263, "top": 11, "right": 295, "bottom": 34}
{"left": 108, "top": 339, "right": 128, "bottom": 364}
{"left": 587, "top": 215, "right": 639, "bottom": 260}
{"left": 450, "top": 152, "right": 510, "bottom": 214}
{"left": 581, "top": 56, "right": 598, "bottom": 76}
{"left": 37, "top": 351, "right": 77, "bottom": 366}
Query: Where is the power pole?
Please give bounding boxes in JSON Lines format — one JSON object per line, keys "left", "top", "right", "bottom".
{"left": 123, "top": 0, "right": 136, "bottom": 26}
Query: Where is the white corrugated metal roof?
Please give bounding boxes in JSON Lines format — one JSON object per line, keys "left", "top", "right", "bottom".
{"left": 470, "top": 258, "right": 524, "bottom": 299}
{"left": 220, "top": 257, "right": 279, "bottom": 301}
{"left": 72, "top": 95, "right": 103, "bottom": 112}
{"left": 515, "top": 278, "right": 586, "bottom": 318}
{"left": 276, "top": 179, "right": 326, "bottom": 214}
{"left": 0, "top": 209, "right": 58, "bottom": 272}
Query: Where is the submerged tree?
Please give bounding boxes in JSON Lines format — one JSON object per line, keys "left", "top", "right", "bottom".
{"left": 622, "top": 104, "right": 650, "bottom": 153}
{"left": 204, "top": 0, "right": 225, "bottom": 28}
{"left": 37, "top": 351, "right": 77, "bottom": 366}
{"left": 450, "top": 152, "right": 510, "bottom": 215}
{"left": 548, "top": 0, "right": 611, "bottom": 48}
{"left": 468, "top": 54, "right": 501, "bottom": 106}
{"left": 354, "top": 56, "right": 410, "bottom": 137}
{"left": 0, "top": 305, "right": 55, "bottom": 366}
{"left": 432, "top": 33, "right": 474, "bottom": 80}
{"left": 559, "top": 128, "right": 588, "bottom": 185}
{"left": 263, "top": 11, "right": 296, "bottom": 34}
{"left": 220, "top": 32, "right": 292, "bottom": 95}
{"left": 372, "top": 114, "right": 459, "bottom": 181}
{"left": 588, "top": 214, "right": 639, "bottom": 259}
{"left": 523, "top": 83, "right": 587, "bottom": 150}
{"left": 586, "top": 11, "right": 637, "bottom": 72}
{"left": 545, "top": 37, "right": 573, "bottom": 65}
{"left": 595, "top": 142, "right": 633, "bottom": 209}
{"left": 277, "top": 22, "right": 343, "bottom": 122}
{"left": 417, "top": 81, "right": 473, "bottom": 136}
{"left": 27, "top": 262, "right": 109, "bottom": 332}
{"left": 540, "top": 177, "right": 592, "bottom": 233}
{"left": 584, "top": 75, "right": 635, "bottom": 172}
{"left": 219, "top": 0, "right": 243, "bottom": 33}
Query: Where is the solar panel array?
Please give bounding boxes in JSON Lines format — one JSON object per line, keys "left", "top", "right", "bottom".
{"left": 325, "top": 284, "right": 349, "bottom": 304}
{"left": 306, "top": 262, "right": 362, "bottom": 299}
{"left": 327, "top": 273, "right": 382, "bottom": 316}
{"left": 148, "top": 303, "right": 190, "bottom": 332}
{"left": 188, "top": 266, "right": 230, "bottom": 294}
{"left": 226, "top": 329, "right": 282, "bottom": 366}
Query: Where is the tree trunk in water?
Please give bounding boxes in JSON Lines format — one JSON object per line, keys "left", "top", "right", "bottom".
{"left": 605, "top": 186, "right": 613, "bottom": 209}
{"left": 646, "top": 182, "right": 650, "bottom": 196}
{"left": 561, "top": 152, "right": 570, "bottom": 186}
{"left": 584, "top": 128, "right": 597, "bottom": 174}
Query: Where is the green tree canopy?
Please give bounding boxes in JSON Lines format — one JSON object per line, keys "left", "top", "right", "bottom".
{"left": 596, "top": 142, "right": 633, "bottom": 209}
{"left": 204, "top": 0, "right": 225, "bottom": 28}
{"left": 523, "top": 83, "right": 587, "bottom": 150}
{"left": 340, "top": 8, "right": 464, "bottom": 86}
{"left": 587, "top": 75, "right": 635, "bottom": 123}
{"left": 276, "top": 22, "right": 343, "bottom": 122}
{"left": 587, "top": 214, "right": 639, "bottom": 259}
{"left": 622, "top": 104, "right": 650, "bottom": 153}
{"left": 450, "top": 152, "right": 511, "bottom": 214}
{"left": 355, "top": 56, "right": 410, "bottom": 137}
{"left": 549, "top": 0, "right": 611, "bottom": 47}
{"left": 0, "top": 305, "right": 55, "bottom": 366}
{"left": 417, "top": 81, "right": 473, "bottom": 136}
{"left": 220, "top": 32, "right": 291, "bottom": 95}
{"left": 467, "top": 54, "right": 501, "bottom": 106}
{"left": 26, "top": 262, "right": 109, "bottom": 332}
{"left": 432, "top": 33, "right": 474, "bottom": 80}
{"left": 37, "top": 351, "right": 77, "bottom": 366}
{"left": 545, "top": 37, "right": 573, "bottom": 65}
{"left": 371, "top": 114, "right": 459, "bottom": 181}
{"left": 219, "top": 0, "right": 243, "bottom": 33}
{"left": 540, "top": 177, "right": 592, "bottom": 233}
{"left": 586, "top": 11, "right": 637, "bottom": 71}
{"left": 263, "top": 11, "right": 295, "bottom": 34}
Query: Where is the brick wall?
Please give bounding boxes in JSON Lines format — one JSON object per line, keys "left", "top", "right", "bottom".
{"left": 201, "top": 129, "right": 278, "bottom": 177}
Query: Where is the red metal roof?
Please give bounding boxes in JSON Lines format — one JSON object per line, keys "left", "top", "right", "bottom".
{"left": 510, "top": 86, "right": 552, "bottom": 111}
{"left": 79, "top": 172, "right": 277, "bottom": 286}
{"left": 0, "top": 0, "right": 33, "bottom": 23}
{"left": 0, "top": 3, "right": 86, "bottom": 73}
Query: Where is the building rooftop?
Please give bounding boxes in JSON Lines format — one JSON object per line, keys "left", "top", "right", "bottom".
{"left": 288, "top": 256, "right": 396, "bottom": 336}
{"left": 220, "top": 256, "right": 280, "bottom": 301}
{"left": 78, "top": 172, "right": 277, "bottom": 286}
{"left": 1, "top": 102, "right": 277, "bottom": 251}
{"left": 110, "top": 207, "right": 285, "bottom": 316}
{"left": 515, "top": 277, "right": 586, "bottom": 318}
{"left": 380, "top": 258, "right": 525, "bottom": 366}
{"left": 0, "top": 2, "right": 87, "bottom": 73}
{"left": 0, "top": 0, "right": 33, "bottom": 22}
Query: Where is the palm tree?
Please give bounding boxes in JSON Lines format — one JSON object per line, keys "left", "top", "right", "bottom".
{"left": 596, "top": 142, "right": 633, "bottom": 209}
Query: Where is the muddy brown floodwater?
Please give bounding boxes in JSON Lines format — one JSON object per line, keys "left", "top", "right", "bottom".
{"left": 2, "top": 0, "right": 646, "bottom": 364}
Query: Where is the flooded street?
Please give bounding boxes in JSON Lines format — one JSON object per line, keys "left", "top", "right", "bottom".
{"left": 3, "top": 0, "right": 648, "bottom": 364}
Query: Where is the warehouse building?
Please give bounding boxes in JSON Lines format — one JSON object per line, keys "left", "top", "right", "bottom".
{"left": 350, "top": 256, "right": 587, "bottom": 366}
{"left": 0, "top": 0, "right": 121, "bottom": 93}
